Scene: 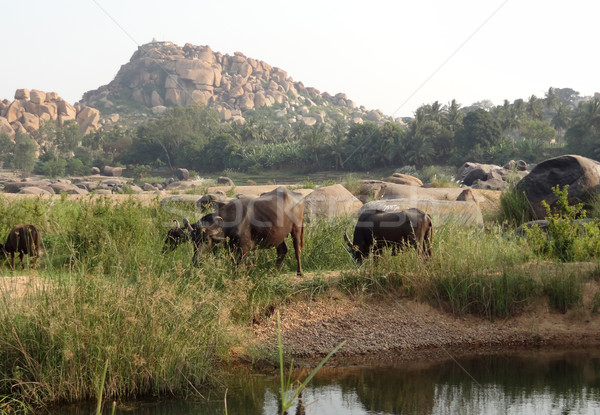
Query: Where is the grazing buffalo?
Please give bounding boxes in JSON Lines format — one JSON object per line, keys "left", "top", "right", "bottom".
{"left": 344, "top": 208, "right": 432, "bottom": 264}
{"left": 188, "top": 187, "right": 305, "bottom": 275}
{"left": 1, "top": 224, "right": 42, "bottom": 270}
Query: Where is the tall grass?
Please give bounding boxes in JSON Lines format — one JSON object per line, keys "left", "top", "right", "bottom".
{"left": 0, "top": 194, "right": 598, "bottom": 409}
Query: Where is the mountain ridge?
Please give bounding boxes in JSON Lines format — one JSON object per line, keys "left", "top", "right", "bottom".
{"left": 81, "top": 39, "right": 399, "bottom": 127}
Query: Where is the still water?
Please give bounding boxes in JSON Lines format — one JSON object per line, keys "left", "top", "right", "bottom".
{"left": 56, "top": 349, "right": 600, "bottom": 415}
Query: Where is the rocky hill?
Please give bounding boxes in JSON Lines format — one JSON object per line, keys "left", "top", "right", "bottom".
{"left": 82, "top": 40, "right": 398, "bottom": 127}
{"left": 0, "top": 89, "right": 101, "bottom": 140}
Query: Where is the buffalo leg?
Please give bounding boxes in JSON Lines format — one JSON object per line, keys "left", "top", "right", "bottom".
{"left": 291, "top": 229, "right": 303, "bottom": 276}
{"left": 275, "top": 242, "right": 288, "bottom": 271}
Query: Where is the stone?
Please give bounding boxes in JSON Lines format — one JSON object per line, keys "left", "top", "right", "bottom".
{"left": 0, "top": 117, "right": 15, "bottom": 139}
{"left": 217, "top": 176, "right": 234, "bottom": 186}
{"left": 90, "top": 166, "right": 101, "bottom": 175}
{"left": 5, "top": 100, "right": 25, "bottom": 123}
{"left": 304, "top": 184, "right": 363, "bottom": 221}
{"left": 360, "top": 199, "right": 483, "bottom": 227}
{"left": 14, "top": 89, "right": 29, "bottom": 100}
{"left": 385, "top": 173, "right": 423, "bottom": 187}
{"left": 456, "top": 162, "right": 503, "bottom": 186}
{"left": 456, "top": 188, "right": 478, "bottom": 203}
{"left": 30, "top": 90, "right": 46, "bottom": 104}
{"left": 18, "top": 186, "right": 52, "bottom": 195}
{"left": 50, "top": 182, "right": 88, "bottom": 194}
{"left": 21, "top": 113, "right": 40, "bottom": 132}
{"left": 102, "top": 166, "right": 124, "bottom": 177}
{"left": 76, "top": 106, "right": 100, "bottom": 134}
{"left": 517, "top": 154, "right": 600, "bottom": 219}
{"left": 175, "top": 168, "right": 190, "bottom": 181}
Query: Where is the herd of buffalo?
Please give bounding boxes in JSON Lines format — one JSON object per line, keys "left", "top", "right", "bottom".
{"left": 163, "top": 186, "right": 433, "bottom": 276}
{"left": 0, "top": 186, "right": 433, "bottom": 273}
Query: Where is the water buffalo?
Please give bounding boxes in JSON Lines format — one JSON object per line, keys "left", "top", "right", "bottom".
{"left": 189, "top": 187, "right": 305, "bottom": 275}
{"left": 1, "top": 224, "right": 42, "bottom": 270}
{"left": 344, "top": 208, "right": 432, "bottom": 264}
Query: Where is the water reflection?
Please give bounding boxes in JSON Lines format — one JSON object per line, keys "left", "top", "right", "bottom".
{"left": 54, "top": 349, "right": 600, "bottom": 415}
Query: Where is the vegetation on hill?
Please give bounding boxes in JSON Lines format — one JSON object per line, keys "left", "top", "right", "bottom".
{"left": 0, "top": 87, "right": 598, "bottom": 179}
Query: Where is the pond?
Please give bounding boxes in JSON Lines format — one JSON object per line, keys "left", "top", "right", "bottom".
{"left": 54, "top": 348, "right": 600, "bottom": 415}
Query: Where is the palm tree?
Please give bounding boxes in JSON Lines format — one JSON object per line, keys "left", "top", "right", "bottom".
{"left": 444, "top": 99, "right": 463, "bottom": 132}
{"left": 551, "top": 104, "right": 572, "bottom": 144}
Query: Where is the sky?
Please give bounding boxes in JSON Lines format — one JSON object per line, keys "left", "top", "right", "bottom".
{"left": 1, "top": 0, "right": 598, "bottom": 118}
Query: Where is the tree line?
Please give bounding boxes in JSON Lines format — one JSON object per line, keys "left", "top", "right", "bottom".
{"left": 1, "top": 87, "right": 599, "bottom": 178}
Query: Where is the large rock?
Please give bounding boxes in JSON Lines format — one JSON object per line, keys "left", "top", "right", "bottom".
{"left": 217, "top": 176, "right": 234, "bottom": 186}
{"left": 4, "top": 181, "right": 52, "bottom": 193}
{"left": 102, "top": 166, "right": 124, "bottom": 177}
{"left": 360, "top": 199, "right": 483, "bottom": 227}
{"left": 456, "top": 162, "right": 503, "bottom": 186}
{"left": 0, "top": 117, "right": 15, "bottom": 139}
{"left": 76, "top": 106, "right": 100, "bottom": 134}
{"left": 384, "top": 173, "right": 423, "bottom": 186}
{"left": 358, "top": 180, "right": 468, "bottom": 203}
{"left": 175, "top": 168, "right": 190, "bottom": 181}
{"left": 50, "top": 182, "right": 88, "bottom": 195}
{"left": 517, "top": 154, "right": 600, "bottom": 219}
{"left": 304, "top": 184, "right": 363, "bottom": 220}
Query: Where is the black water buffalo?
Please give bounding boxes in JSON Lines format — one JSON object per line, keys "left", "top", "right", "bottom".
{"left": 1, "top": 224, "right": 42, "bottom": 270}
{"left": 344, "top": 208, "right": 432, "bottom": 264}
{"left": 168, "top": 187, "right": 305, "bottom": 275}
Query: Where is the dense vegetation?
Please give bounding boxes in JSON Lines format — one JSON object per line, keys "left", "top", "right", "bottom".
{"left": 1, "top": 184, "right": 600, "bottom": 411}
{"left": 1, "top": 87, "right": 599, "bottom": 178}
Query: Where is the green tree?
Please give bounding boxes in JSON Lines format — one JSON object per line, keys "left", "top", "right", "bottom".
{"left": 13, "top": 132, "right": 37, "bottom": 177}
{"left": 454, "top": 109, "right": 502, "bottom": 162}
{"left": 198, "top": 133, "right": 242, "bottom": 171}
{"left": 133, "top": 105, "right": 221, "bottom": 169}
{"left": 520, "top": 119, "right": 557, "bottom": 144}
{"left": 565, "top": 98, "right": 600, "bottom": 157}
{"left": 0, "top": 133, "right": 15, "bottom": 168}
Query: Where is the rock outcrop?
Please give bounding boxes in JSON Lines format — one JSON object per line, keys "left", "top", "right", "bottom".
{"left": 516, "top": 154, "right": 600, "bottom": 218}
{"left": 82, "top": 40, "right": 400, "bottom": 127}
{"left": 0, "top": 89, "right": 101, "bottom": 140}
{"left": 303, "top": 184, "right": 363, "bottom": 220}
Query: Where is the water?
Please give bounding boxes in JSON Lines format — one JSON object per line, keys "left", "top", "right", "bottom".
{"left": 54, "top": 349, "right": 600, "bottom": 414}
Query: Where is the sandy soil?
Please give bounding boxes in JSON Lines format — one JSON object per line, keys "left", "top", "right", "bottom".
{"left": 247, "top": 274, "right": 600, "bottom": 365}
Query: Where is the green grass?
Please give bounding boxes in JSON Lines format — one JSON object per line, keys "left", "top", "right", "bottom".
{"left": 0, "top": 194, "right": 598, "bottom": 409}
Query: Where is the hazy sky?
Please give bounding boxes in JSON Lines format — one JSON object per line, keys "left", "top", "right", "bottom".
{"left": 2, "top": 0, "right": 598, "bottom": 117}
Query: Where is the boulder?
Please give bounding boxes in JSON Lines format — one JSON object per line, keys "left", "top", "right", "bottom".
{"left": 385, "top": 173, "right": 423, "bottom": 187}
{"left": 360, "top": 199, "right": 483, "bottom": 227}
{"left": 358, "top": 180, "right": 467, "bottom": 203}
{"left": 0, "top": 116, "right": 15, "bottom": 139}
{"left": 14, "top": 89, "right": 29, "bottom": 100}
{"left": 456, "top": 162, "right": 503, "bottom": 186}
{"left": 456, "top": 188, "right": 478, "bottom": 204}
{"left": 50, "top": 182, "right": 88, "bottom": 194}
{"left": 90, "top": 166, "right": 101, "bottom": 175}
{"left": 516, "top": 154, "right": 600, "bottom": 219}
{"left": 76, "top": 106, "right": 100, "bottom": 134}
{"left": 217, "top": 176, "right": 234, "bottom": 186}
{"left": 175, "top": 168, "right": 190, "bottom": 181}
{"left": 30, "top": 90, "right": 46, "bottom": 104}
{"left": 4, "top": 181, "right": 52, "bottom": 193}
{"left": 303, "top": 184, "right": 363, "bottom": 220}
{"left": 18, "top": 186, "right": 52, "bottom": 195}
{"left": 102, "top": 166, "right": 124, "bottom": 177}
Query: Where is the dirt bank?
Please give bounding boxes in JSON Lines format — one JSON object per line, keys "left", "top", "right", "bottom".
{"left": 248, "top": 281, "right": 600, "bottom": 365}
